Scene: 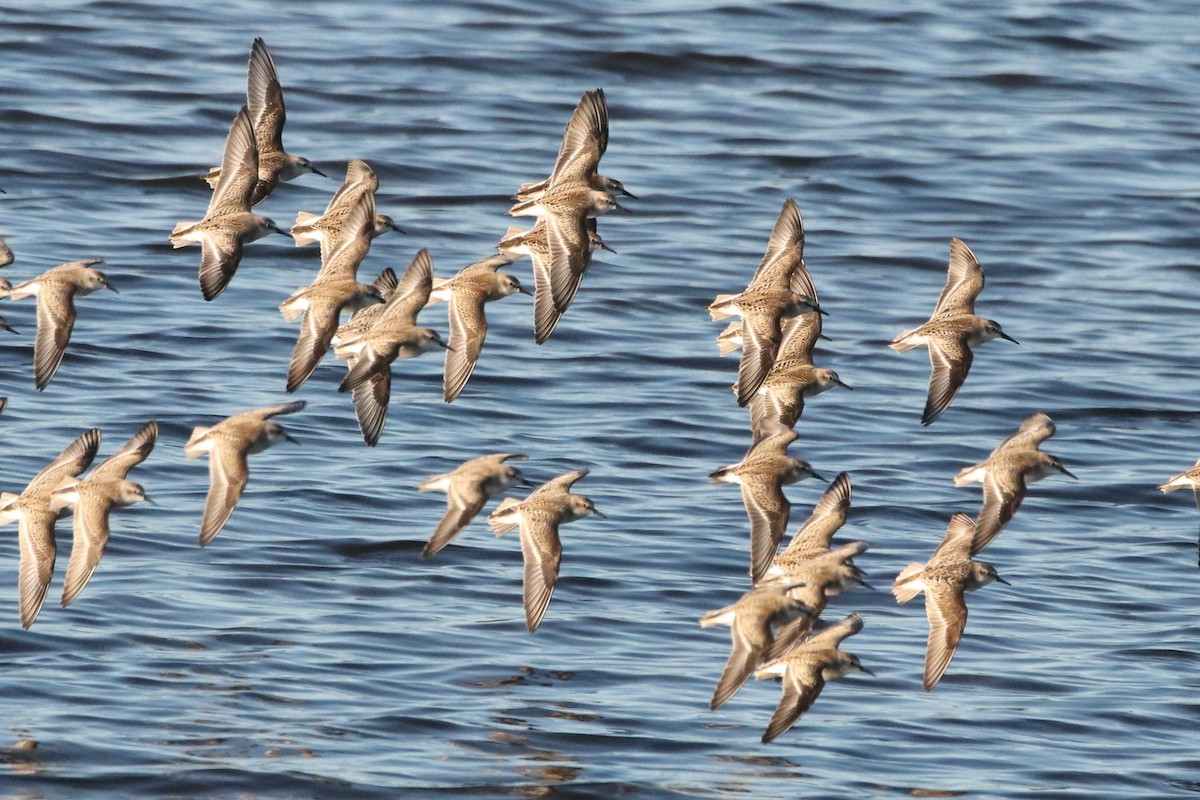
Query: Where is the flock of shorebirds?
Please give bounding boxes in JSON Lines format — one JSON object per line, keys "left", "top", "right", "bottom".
{"left": 696, "top": 198, "right": 1080, "bottom": 741}
{"left": 0, "top": 39, "right": 617, "bottom": 637}
{"left": 1, "top": 37, "right": 1198, "bottom": 746}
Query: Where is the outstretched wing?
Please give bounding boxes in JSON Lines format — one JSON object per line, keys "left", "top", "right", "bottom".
{"left": 932, "top": 237, "right": 985, "bottom": 318}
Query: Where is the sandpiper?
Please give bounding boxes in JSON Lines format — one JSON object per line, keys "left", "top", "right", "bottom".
{"left": 299, "top": 190, "right": 381, "bottom": 285}
{"left": 708, "top": 200, "right": 824, "bottom": 406}
{"left": 499, "top": 219, "right": 612, "bottom": 344}
{"left": 0, "top": 428, "right": 101, "bottom": 628}
{"left": 954, "top": 412, "right": 1074, "bottom": 554}
{"left": 699, "top": 584, "right": 810, "bottom": 710}
{"left": 184, "top": 400, "right": 304, "bottom": 547}
{"left": 1, "top": 259, "right": 117, "bottom": 390}
{"left": 333, "top": 249, "right": 446, "bottom": 446}
{"left": 280, "top": 193, "right": 386, "bottom": 392}
{"left": 417, "top": 453, "right": 528, "bottom": 559}
{"left": 204, "top": 38, "right": 323, "bottom": 204}
{"left": 281, "top": 278, "right": 383, "bottom": 392}
{"left": 504, "top": 90, "right": 625, "bottom": 344}
{"left": 508, "top": 186, "right": 621, "bottom": 344}
{"left": 50, "top": 421, "right": 156, "bottom": 608}
{"left": 745, "top": 312, "right": 850, "bottom": 439}
{"left": 709, "top": 430, "right": 824, "bottom": 582}
{"left": 889, "top": 238, "right": 1017, "bottom": 425}
{"left": 425, "top": 254, "right": 529, "bottom": 402}
{"left": 488, "top": 468, "right": 604, "bottom": 632}
{"left": 292, "top": 159, "right": 401, "bottom": 261}
{"left": 510, "top": 88, "right": 633, "bottom": 205}
{"left": 1160, "top": 457, "right": 1200, "bottom": 510}
{"left": 892, "top": 513, "right": 1008, "bottom": 691}
{"left": 754, "top": 612, "right": 871, "bottom": 743}
{"left": 172, "top": 105, "right": 287, "bottom": 301}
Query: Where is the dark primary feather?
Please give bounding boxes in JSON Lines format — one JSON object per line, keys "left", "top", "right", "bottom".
{"left": 922, "top": 334, "right": 972, "bottom": 426}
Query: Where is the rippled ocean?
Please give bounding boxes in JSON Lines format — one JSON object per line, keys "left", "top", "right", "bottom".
{"left": 2, "top": 1, "right": 1200, "bottom": 797}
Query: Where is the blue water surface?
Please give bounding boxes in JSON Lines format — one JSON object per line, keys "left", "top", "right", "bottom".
{"left": 1, "top": 1, "right": 1199, "bottom": 797}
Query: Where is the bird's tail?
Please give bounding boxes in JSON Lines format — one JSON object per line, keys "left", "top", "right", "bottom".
{"left": 888, "top": 329, "right": 920, "bottom": 352}
{"left": 891, "top": 564, "right": 925, "bottom": 603}
{"left": 488, "top": 499, "right": 521, "bottom": 536}
{"left": 183, "top": 427, "right": 211, "bottom": 459}
{"left": 291, "top": 211, "right": 321, "bottom": 245}
{"left": 707, "top": 294, "right": 737, "bottom": 321}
